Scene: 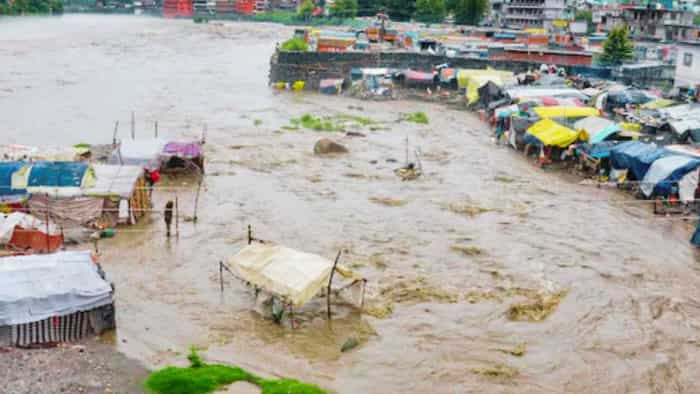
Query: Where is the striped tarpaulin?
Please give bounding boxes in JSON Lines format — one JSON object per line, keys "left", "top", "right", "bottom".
{"left": 11, "top": 312, "right": 91, "bottom": 347}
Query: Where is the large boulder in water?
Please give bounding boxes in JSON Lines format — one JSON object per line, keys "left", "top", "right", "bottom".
{"left": 314, "top": 138, "right": 348, "bottom": 155}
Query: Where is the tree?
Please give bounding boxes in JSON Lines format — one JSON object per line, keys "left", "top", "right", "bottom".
{"left": 694, "top": 13, "right": 700, "bottom": 26}
{"left": 452, "top": 0, "right": 489, "bottom": 25}
{"left": 414, "top": 0, "right": 446, "bottom": 23}
{"left": 357, "top": 0, "right": 380, "bottom": 16}
{"left": 296, "top": 0, "right": 314, "bottom": 21}
{"left": 329, "top": 0, "right": 358, "bottom": 18}
{"left": 600, "top": 25, "right": 635, "bottom": 65}
{"left": 379, "top": 0, "right": 415, "bottom": 21}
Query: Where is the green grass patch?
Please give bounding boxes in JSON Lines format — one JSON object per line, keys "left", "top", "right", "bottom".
{"left": 280, "top": 37, "right": 309, "bottom": 52}
{"left": 254, "top": 119, "right": 263, "bottom": 126}
{"left": 404, "top": 112, "right": 429, "bottom": 124}
{"left": 285, "top": 113, "right": 381, "bottom": 132}
{"left": 144, "top": 347, "right": 327, "bottom": 394}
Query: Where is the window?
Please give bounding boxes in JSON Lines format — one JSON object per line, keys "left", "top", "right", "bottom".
{"left": 684, "top": 52, "right": 693, "bottom": 67}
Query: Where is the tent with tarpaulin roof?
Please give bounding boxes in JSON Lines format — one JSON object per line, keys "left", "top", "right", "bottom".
{"left": 610, "top": 141, "right": 669, "bottom": 181}
{"left": 640, "top": 155, "right": 700, "bottom": 199}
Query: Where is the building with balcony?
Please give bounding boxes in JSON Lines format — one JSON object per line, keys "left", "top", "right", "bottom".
{"left": 504, "top": 0, "right": 565, "bottom": 29}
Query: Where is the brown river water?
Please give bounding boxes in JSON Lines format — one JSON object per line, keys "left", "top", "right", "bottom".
{"left": 3, "top": 14, "right": 700, "bottom": 393}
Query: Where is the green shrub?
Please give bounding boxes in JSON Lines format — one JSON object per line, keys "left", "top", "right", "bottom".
{"left": 405, "top": 112, "right": 429, "bottom": 124}
{"left": 280, "top": 37, "right": 309, "bottom": 52}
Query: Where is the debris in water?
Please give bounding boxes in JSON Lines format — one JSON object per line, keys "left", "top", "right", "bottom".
{"left": 507, "top": 290, "right": 568, "bottom": 322}
{"left": 314, "top": 138, "right": 348, "bottom": 155}
{"left": 394, "top": 163, "right": 422, "bottom": 181}
{"left": 253, "top": 119, "right": 263, "bottom": 126}
{"left": 470, "top": 364, "right": 519, "bottom": 379}
{"left": 446, "top": 201, "right": 494, "bottom": 217}
{"left": 368, "top": 253, "right": 388, "bottom": 269}
{"left": 496, "top": 343, "right": 527, "bottom": 357}
{"left": 369, "top": 197, "right": 407, "bottom": 207}
{"left": 363, "top": 302, "right": 393, "bottom": 319}
{"left": 494, "top": 176, "right": 515, "bottom": 183}
{"left": 341, "top": 337, "right": 359, "bottom": 352}
{"left": 450, "top": 245, "right": 484, "bottom": 256}
{"left": 380, "top": 276, "right": 459, "bottom": 304}
{"left": 306, "top": 175, "right": 322, "bottom": 183}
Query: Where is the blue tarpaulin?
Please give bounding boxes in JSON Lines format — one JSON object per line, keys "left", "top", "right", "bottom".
{"left": 27, "top": 162, "right": 88, "bottom": 188}
{"left": 691, "top": 221, "right": 700, "bottom": 246}
{"left": 610, "top": 141, "right": 668, "bottom": 180}
{"left": 580, "top": 141, "right": 618, "bottom": 159}
{"left": 640, "top": 155, "right": 700, "bottom": 197}
{"left": 0, "top": 162, "right": 26, "bottom": 196}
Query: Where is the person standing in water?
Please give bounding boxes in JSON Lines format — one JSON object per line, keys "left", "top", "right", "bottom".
{"left": 164, "top": 200, "right": 174, "bottom": 238}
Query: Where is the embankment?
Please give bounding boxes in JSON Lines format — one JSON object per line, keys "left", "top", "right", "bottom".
{"left": 268, "top": 50, "right": 674, "bottom": 89}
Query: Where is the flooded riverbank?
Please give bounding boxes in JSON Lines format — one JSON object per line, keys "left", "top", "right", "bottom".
{"left": 3, "top": 14, "right": 700, "bottom": 393}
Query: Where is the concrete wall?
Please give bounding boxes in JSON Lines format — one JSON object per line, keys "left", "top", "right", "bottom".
{"left": 675, "top": 44, "right": 700, "bottom": 89}
{"left": 270, "top": 51, "right": 554, "bottom": 89}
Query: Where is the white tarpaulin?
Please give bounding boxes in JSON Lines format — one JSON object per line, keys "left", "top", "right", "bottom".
{"left": 87, "top": 164, "right": 143, "bottom": 198}
{"left": 0, "top": 212, "right": 58, "bottom": 244}
{"left": 641, "top": 155, "right": 698, "bottom": 197}
{"left": 679, "top": 168, "right": 699, "bottom": 203}
{"left": 0, "top": 250, "right": 113, "bottom": 326}
{"left": 229, "top": 243, "right": 335, "bottom": 307}
{"left": 505, "top": 87, "right": 588, "bottom": 101}
{"left": 109, "top": 139, "right": 166, "bottom": 169}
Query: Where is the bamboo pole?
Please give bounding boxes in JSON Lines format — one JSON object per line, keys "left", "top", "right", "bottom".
{"left": 193, "top": 178, "right": 202, "bottom": 223}
{"left": 154, "top": 121, "right": 158, "bottom": 138}
{"left": 219, "top": 261, "right": 224, "bottom": 293}
{"left": 45, "top": 193, "right": 50, "bottom": 253}
{"left": 131, "top": 111, "right": 135, "bottom": 140}
{"left": 326, "top": 250, "right": 342, "bottom": 320}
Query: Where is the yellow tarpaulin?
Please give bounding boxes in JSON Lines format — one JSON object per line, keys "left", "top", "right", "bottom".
{"left": 457, "top": 69, "right": 513, "bottom": 104}
{"left": 527, "top": 119, "right": 581, "bottom": 148}
{"left": 524, "top": 28, "right": 547, "bottom": 34}
{"left": 534, "top": 106, "right": 599, "bottom": 119}
{"left": 620, "top": 122, "right": 642, "bottom": 131}
{"left": 640, "top": 98, "right": 675, "bottom": 109}
{"left": 553, "top": 20, "right": 569, "bottom": 27}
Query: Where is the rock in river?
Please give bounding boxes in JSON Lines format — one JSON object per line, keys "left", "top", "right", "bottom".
{"left": 314, "top": 138, "right": 348, "bottom": 155}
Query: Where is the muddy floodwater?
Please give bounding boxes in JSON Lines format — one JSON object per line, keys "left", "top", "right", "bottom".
{"left": 4, "top": 15, "right": 700, "bottom": 393}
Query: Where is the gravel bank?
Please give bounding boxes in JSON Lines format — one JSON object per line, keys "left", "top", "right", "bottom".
{"left": 0, "top": 338, "right": 149, "bottom": 394}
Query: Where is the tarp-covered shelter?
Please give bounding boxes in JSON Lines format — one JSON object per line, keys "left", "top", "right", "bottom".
{"left": 319, "top": 78, "right": 344, "bottom": 95}
{"left": 505, "top": 87, "right": 589, "bottom": 101}
{"left": 228, "top": 243, "right": 363, "bottom": 308}
{"left": 610, "top": 141, "right": 668, "bottom": 180}
{"left": 109, "top": 138, "right": 166, "bottom": 169}
{"left": 457, "top": 69, "right": 513, "bottom": 105}
{"left": 403, "top": 70, "right": 436, "bottom": 86}
{"left": 86, "top": 164, "right": 150, "bottom": 225}
{"left": 12, "top": 162, "right": 95, "bottom": 198}
{"left": 0, "top": 212, "right": 63, "bottom": 253}
{"left": 0, "top": 250, "right": 115, "bottom": 347}
{"left": 574, "top": 116, "right": 620, "bottom": 144}
{"left": 640, "top": 155, "right": 700, "bottom": 198}
{"left": 0, "top": 162, "right": 27, "bottom": 200}
{"left": 161, "top": 141, "right": 204, "bottom": 172}
{"left": 525, "top": 119, "right": 582, "bottom": 148}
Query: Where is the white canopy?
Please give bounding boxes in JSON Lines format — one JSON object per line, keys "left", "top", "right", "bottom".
{"left": 109, "top": 138, "right": 166, "bottom": 169}
{"left": 641, "top": 155, "right": 698, "bottom": 197}
{"left": 87, "top": 164, "right": 143, "bottom": 198}
{"left": 229, "top": 243, "right": 336, "bottom": 307}
{"left": 0, "top": 250, "right": 113, "bottom": 326}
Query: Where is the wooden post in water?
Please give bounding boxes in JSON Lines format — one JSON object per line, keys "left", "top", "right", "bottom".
{"left": 131, "top": 111, "right": 135, "bottom": 140}
{"left": 219, "top": 261, "right": 224, "bottom": 293}
{"left": 247, "top": 224, "right": 252, "bottom": 245}
{"left": 202, "top": 123, "right": 207, "bottom": 144}
{"left": 326, "top": 250, "right": 342, "bottom": 320}
{"left": 193, "top": 178, "right": 202, "bottom": 223}
{"left": 154, "top": 121, "right": 158, "bottom": 138}
{"left": 112, "top": 121, "right": 119, "bottom": 146}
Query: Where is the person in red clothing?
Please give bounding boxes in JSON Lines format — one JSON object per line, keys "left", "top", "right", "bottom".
{"left": 144, "top": 168, "right": 160, "bottom": 199}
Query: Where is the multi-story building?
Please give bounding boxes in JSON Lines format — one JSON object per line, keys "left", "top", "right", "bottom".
{"left": 593, "top": 4, "right": 697, "bottom": 41}
{"left": 504, "top": 0, "right": 566, "bottom": 29}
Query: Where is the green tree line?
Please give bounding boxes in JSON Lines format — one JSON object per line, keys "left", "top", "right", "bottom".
{"left": 0, "top": 0, "right": 63, "bottom": 14}
{"left": 357, "top": 0, "right": 488, "bottom": 24}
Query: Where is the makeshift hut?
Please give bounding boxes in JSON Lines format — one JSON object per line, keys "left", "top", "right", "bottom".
{"left": 524, "top": 119, "right": 582, "bottom": 148}
{"left": 0, "top": 212, "right": 63, "bottom": 253}
{"left": 457, "top": 69, "right": 513, "bottom": 105}
{"left": 86, "top": 164, "right": 151, "bottom": 226}
{"left": 0, "top": 250, "right": 115, "bottom": 347}
{"left": 160, "top": 141, "right": 204, "bottom": 173}
{"left": 610, "top": 141, "right": 669, "bottom": 181}
{"left": 402, "top": 70, "right": 436, "bottom": 87}
{"left": 11, "top": 161, "right": 95, "bottom": 198}
{"left": 0, "top": 162, "right": 27, "bottom": 207}
{"left": 574, "top": 116, "right": 620, "bottom": 144}
{"left": 319, "top": 78, "right": 344, "bottom": 95}
{"left": 533, "top": 106, "right": 600, "bottom": 120}
{"left": 227, "top": 242, "right": 365, "bottom": 322}
{"left": 640, "top": 155, "right": 700, "bottom": 199}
